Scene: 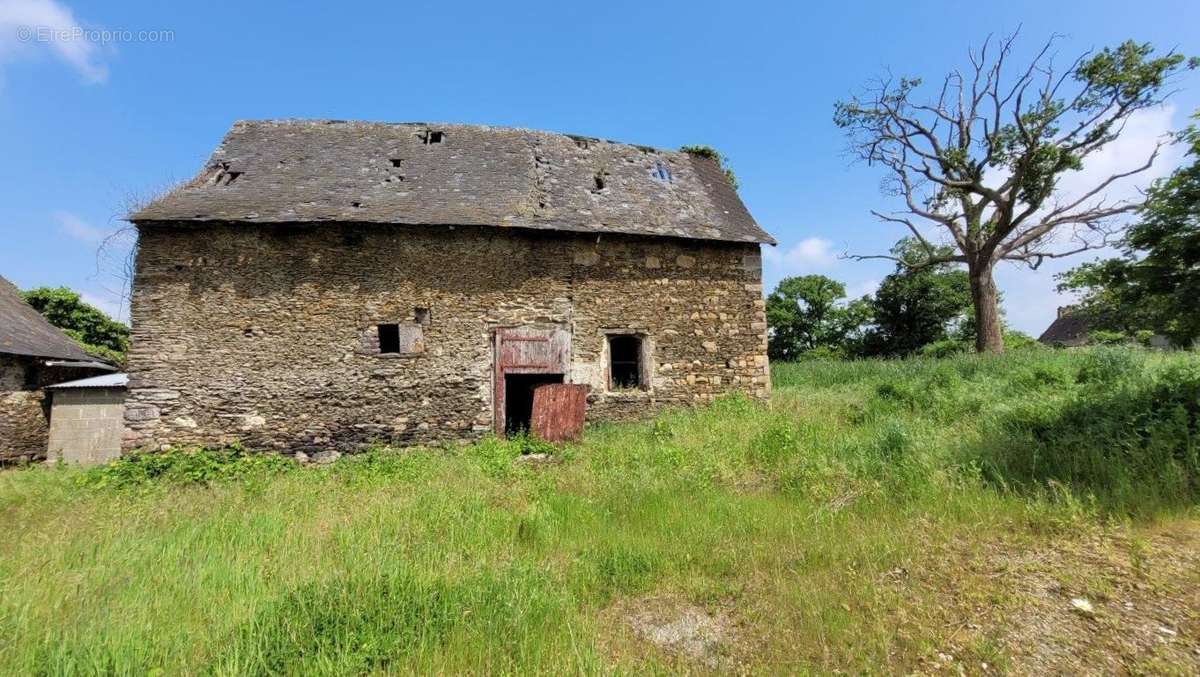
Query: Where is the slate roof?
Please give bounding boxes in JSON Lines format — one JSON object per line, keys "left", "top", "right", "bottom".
{"left": 131, "top": 120, "right": 775, "bottom": 245}
{"left": 0, "top": 276, "right": 94, "bottom": 361}
{"left": 1037, "top": 311, "right": 1091, "bottom": 346}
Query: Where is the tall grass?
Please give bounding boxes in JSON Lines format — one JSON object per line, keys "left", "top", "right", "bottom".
{"left": 0, "top": 347, "right": 1196, "bottom": 674}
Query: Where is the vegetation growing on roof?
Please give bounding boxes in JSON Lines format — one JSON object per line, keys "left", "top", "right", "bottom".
{"left": 680, "top": 145, "right": 739, "bottom": 190}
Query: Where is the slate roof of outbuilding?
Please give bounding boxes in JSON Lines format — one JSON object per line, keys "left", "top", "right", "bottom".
{"left": 130, "top": 120, "right": 776, "bottom": 245}
{"left": 0, "top": 276, "right": 94, "bottom": 361}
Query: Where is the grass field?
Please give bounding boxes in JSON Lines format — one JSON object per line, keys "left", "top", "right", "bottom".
{"left": 1, "top": 347, "right": 1198, "bottom": 674}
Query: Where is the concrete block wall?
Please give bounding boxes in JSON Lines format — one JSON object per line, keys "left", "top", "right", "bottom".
{"left": 47, "top": 388, "right": 125, "bottom": 465}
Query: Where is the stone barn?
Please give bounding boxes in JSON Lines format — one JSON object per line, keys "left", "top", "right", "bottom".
{"left": 0, "top": 275, "right": 116, "bottom": 463}
{"left": 124, "top": 120, "right": 775, "bottom": 453}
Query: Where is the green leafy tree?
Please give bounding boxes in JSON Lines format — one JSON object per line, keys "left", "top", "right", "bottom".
{"left": 836, "top": 35, "right": 1196, "bottom": 353}
{"left": 766, "top": 275, "right": 870, "bottom": 360}
{"left": 861, "top": 241, "right": 972, "bottom": 356}
{"left": 1058, "top": 113, "right": 1200, "bottom": 345}
{"left": 21, "top": 287, "right": 129, "bottom": 365}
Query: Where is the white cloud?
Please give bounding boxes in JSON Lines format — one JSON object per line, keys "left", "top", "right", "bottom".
{"left": 846, "top": 278, "right": 879, "bottom": 299}
{"left": 55, "top": 209, "right": 107, "bottom": 241}
{"left": 988, "top": 105, "right": 1183, "bottom": 335}
{"left": 763, "top": 236, "right": 838, "bottom": 271}
{"left": 1054, "top": 105, "right": 1181, "bottom": 212}
{"left": 0, "top": 0, "right": 107, "bottom": 83}
{"left": 80, "top": 290, "right": 125, "bottom": 321}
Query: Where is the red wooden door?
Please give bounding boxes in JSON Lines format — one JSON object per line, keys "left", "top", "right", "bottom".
{"left": 494, "top": 327, "right": 570, "bottom": 434}
{"left": 531, "top": 384, "right": 588, "bottom": 442}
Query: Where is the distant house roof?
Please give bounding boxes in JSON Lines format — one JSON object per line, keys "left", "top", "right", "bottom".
{"left": 47, "top": 373, "right": 128, "bottom": 389}
{"left": 1038, "top": 308, "right": 1091, "bottom": 346}
{"left": 0, "top": 276, "right": 94, "bottom": 361}
{"left": 130, "top": 120, "right": 776, "bottom": 245}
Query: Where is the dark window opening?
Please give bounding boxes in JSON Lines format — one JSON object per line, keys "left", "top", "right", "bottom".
{"left": 390, "top": 158, "right": 403, "bottom": 167}
{"left": 504, "top": 373, "right": 563, "bottom": 435}
{"left": 378, "top": 323, "right": 401, "bottom": 354}
{"left": 23, "top": 364, "right": 39, "bottom": 390}
{"left": 351, "top": 201, "right": 363, "bottom": 208}
{"left": 420, "top": 130, "right": 445, "bottom": 144}
{"left": 593, "top": 173, "right": 606, "bottom": 191}
{"left": 414, "top": 307, "right": 431, "bottom": 325}
{"left": 609, "top": 335, "right": 643, "bottom": 389}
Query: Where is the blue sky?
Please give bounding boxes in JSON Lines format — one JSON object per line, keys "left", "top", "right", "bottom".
{"left": 1, "top": 0, "right": 1198, "bottom": 334}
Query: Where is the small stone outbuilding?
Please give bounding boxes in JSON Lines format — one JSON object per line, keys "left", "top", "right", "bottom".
{"left": 0, "top": 275, "right": 115, "bottom": 462}
{"left": 125, "top": 120, "right": 776, "bottom": 453}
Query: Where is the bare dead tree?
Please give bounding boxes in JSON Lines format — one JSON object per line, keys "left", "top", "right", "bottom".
{"left": 835, "top": 33, "right": 1197, "bottom": 352}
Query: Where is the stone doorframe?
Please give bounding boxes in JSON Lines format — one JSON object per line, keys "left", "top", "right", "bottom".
{"left": 492, "top": 326, "right": 571, "bottom": 435}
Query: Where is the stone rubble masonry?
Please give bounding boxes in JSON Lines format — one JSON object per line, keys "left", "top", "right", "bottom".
{"left": 123, "top": 222, "right": 771, "bottom": 453}
{"left": 0, "top": 354, "right": 47, "bottom": 463}
{"left": 46, "top": 388, "right": 126, "bottom": 465}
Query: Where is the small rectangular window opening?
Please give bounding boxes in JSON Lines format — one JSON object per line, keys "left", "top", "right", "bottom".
{"left": 378, "top": 323, "right": 401, "bottom": 354}
{"left": 390, "top": 158, "right": 403, "bottom": 167}
{"left": 609, "top": 335, "right": 642, "bottom": 390}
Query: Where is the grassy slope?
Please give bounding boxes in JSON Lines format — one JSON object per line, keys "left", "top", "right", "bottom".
{"left": 0, "top": 348, "right": 1197, "bottom": 674}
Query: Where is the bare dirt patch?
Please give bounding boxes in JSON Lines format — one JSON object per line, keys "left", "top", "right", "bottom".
{"left": 908, "top": 521, "right": 1200, "bottom": 675}
{"left": 600, "top": 595, "right": 746, "bottom": 672}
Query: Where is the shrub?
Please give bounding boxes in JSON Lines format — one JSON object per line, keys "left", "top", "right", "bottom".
{"left": 919, "top": 338, "right": 968, "bottom": 359}
{"left": 81, "top": 444, "right": 296, "bottom": 489}
{"left": 972, "top": 358, "right": 1200, "bottom": 513}
{"left": 800, "top": 345, "right": 848, "bottom": 361}
{"left": 1003, "top": 331, "right": 1041, "bottom": 351}
{"left": 1089, "top": 329, "right": 1129, "bottom": 345}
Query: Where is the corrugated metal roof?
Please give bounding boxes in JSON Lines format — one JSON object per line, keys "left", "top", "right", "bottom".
{"left": 47, "top": 373, "right": 128, "bottom": 389}
{"left": 0, "top": 276, "right": 95, "bottom": 361}
{"left": 43, "top": 359, "right": 118, "bottom": 371}
{"left": 131, "top": 120, "right": 776, "bottom": 245}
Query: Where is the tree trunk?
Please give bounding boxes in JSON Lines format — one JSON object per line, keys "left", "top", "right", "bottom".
{"left": 969, "top": 260, "right": 1004, "bottom": 354}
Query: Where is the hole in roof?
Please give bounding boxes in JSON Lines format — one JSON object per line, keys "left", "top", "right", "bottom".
{"left": 652, "top": 161, "right": 672, "bottom": 183}
{"left": 351, "top": 201, "right": 363, "bottom": 208}
{"left": 593, "top": 173, "right": 606, "bottom": 192}
{"left": 224, "top": 171, "right": 242, "bottom": 185}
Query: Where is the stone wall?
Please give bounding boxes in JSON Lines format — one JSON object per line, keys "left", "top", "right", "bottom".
{"left": 47, "top": 387, "right": 126, "bottom": 465}
{"left": 0, "top": 354, "right": 48, "bottom": 463}
{"left": 124, "top": 222, "right": 770, "bottom": 452}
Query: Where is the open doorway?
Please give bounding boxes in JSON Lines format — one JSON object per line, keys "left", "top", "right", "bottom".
{"left": 504, "top": 373, "right": 563, "bottom": 435}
